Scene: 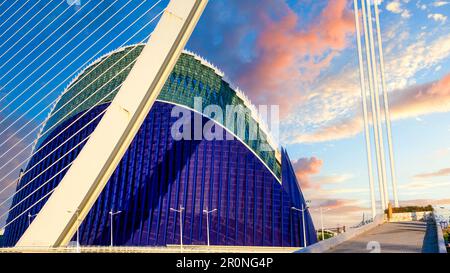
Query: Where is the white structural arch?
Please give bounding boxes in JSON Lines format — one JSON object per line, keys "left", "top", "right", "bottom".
{"left": 16, "top": 0, "right": 208, "bottom": 248}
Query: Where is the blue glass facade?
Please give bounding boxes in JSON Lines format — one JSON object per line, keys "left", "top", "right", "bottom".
{"left": 3, "top": 47, "right": 316, "bottom": 248}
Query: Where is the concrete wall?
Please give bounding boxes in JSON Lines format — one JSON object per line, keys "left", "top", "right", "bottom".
{"left": 296, "top": 215, "right": 385, "bottom": 253}
{"left": 389, "top": 211, "right": 432, "bottom": 222}
{"left": 432, "top": 213, "right": 448, "bottom": 253}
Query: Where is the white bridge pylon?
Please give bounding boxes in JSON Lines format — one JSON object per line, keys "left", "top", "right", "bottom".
{"left": 353, "top": 0, "right": 399, "bottom": 218}
{"left": 16, "top": 0, "right": 208, "bottom": 248}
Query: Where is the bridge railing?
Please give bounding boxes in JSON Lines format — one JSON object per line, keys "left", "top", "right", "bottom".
{"left": 296, "top": 214, "right": 385, "bottom": 253}
{"left": 432, "top": 212, "right": 448, "bottom": 253}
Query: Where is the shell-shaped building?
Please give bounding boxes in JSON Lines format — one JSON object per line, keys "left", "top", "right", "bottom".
{"left": 3, "top": 45, "right": 316, "bottom": 247}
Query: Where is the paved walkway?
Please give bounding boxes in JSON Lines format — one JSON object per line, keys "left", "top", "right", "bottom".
{"left": 326, "top": 221, "right": 439, "bottom": 253}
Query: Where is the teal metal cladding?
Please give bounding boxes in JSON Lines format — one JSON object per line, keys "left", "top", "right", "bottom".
{"left": 39, "top": 45, "right": 281, "bottom": 179}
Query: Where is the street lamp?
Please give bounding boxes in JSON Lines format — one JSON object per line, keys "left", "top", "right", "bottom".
{"left": 291, "top": 203, "right": 309, "bottom": 248}
{"left": 67, "top": 209, "right": 81, "bottom": 253}
{"left": 170, "top": 206, "right": 184, "bottom": 252}
{"left": 311, "top": 207, "right": 333, "bottom": 241}
{"left": 27, "top": 212, "right": 38, "bottom": 227}
{"left": 203, "top": 208, "right": 217, "bottom": 249}
{"left": 109, "top": 210, "right": 122, "bottom": 247}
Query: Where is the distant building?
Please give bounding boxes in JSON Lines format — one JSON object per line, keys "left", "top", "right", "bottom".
{"left": 4, "top": 45, "right": 316, "bottom": 247}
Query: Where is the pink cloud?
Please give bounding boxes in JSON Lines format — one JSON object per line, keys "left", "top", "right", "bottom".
{"left": 319, "top": 199, "right": 358, "bottom": 210}
{"left": 0, "top": 113, "right": 36, "bottom": 219}
{"left": 414, "top": 167, "right": 450, "bottom": 179}
{"left": 295, "top": 117, "right": 363, "bottom": 143}
{"left": 237, "top": 0, "right": 355, "bottom": 117}
{"left": 390, "top": 73, "right": 450, "bottom": 119}
{"left": 400, "top": 198, "right": 450, "bottom": 207}
{"left": 292, "top": 157, "right": 324, "bottom": 189}
{"left": 294, "top": 73, "right": 450, "bottom": 143}
{"left": 309, "top": 198, "right": 369, "bottom": 227}
{"left": 311, "top": 197, "right": 450, "bottom": 227}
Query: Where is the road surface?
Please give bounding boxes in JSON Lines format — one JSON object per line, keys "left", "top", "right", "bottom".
{"left": 326, "top": 221, "right": 439, "bottom": 253}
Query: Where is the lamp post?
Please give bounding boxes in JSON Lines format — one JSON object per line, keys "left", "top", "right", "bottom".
{"left": 291, "top": 203, "right": 309, "bottom": 248}
{"left": 109, "top": 210, "right": 122, "bottom": 247}
{"left": 27, "top": 212, "right": 38, "bottom": 227}
{"left": 320, "top": 207, "right": 324, "bottom": 241}
{"left": 170, "top": 206, "right": 184, "bottom": 252}
{"left": 203, "top": 208, "right": 217, "bottom": 249}
{"left": 67, "top": 209, "right": 81, "bottom": 253}
{"left": 311, "top": 207, "right": 333, "bottom": 241}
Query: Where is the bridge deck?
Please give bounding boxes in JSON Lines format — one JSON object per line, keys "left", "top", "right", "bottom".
{"left": 0, "top": 245, "right": 300, "bottom": 253}
{"left": 326, "top": 221, "right": 439, "bottom": 253}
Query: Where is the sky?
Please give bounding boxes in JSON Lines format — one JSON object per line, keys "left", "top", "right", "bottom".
{"left": 187, "top": 0, "right": 450, "bottom": 227}
{"left": 0, "top": 0, "right": 449, "bottom": 229}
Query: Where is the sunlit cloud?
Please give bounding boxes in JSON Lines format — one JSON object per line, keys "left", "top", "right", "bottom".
{"left": 292, "top": 157, "right": 324, "bottom": 190}
{"left": 400, "top": 198, "right": 450, "bottom": 207}
{"left": 432, "top": 1, "right": 450, "bottom": 7}
{"left": 238, "top": 0, "right": 355, "bottom": 118}
{"left": 386, "top": 1, "right": 403, "bottom": 13}
{"left": 428, "top": 13, "right": 448, "bottom": 23}
{"left": 283, "top": 27, "right": 450, "bottom": 144}
{"left": 414, "top": 168, "right": 450, "bottom": 179}
{"left": 309, "top": 198, "right": 369, "bottom": 227}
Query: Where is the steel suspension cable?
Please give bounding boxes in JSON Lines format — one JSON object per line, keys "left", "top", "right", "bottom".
{"left": 0, "top": 13, "right": 162, "bottom": 175}
{"left": 0, "top": 0, "right": 28, "bottom": 32}
{"left": 0, "top": 0, "right": 120, "bottom": 113}
{"left": 0, "top": 0, "right": 63, "bottom": 56}
{"left": 0, "top": 0, "right": 100, "bottom": 104}
{"left": 0, "top": 11, "right": 163, "bottom": 155}
{"left": 0, "top": 0, "right": 160, "bottom": 131}
{"left": 0, "top": 1, "right": 81, "bottom": 103}
{"left": 0, "top": 33, "right": 157, "bottom": 197}
{"left": 0, "top": 0, "right": 44, "bottom": 43}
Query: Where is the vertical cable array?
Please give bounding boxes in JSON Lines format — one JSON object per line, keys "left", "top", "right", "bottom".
{"left": 361, "top": 0, "right": 386, "bottom": 212}
{"left": 353, "top": 0, "right": 399, "bottom": 215}
{"left": 0, "top": 0, "right": 168, "bottom": 240}
{"left": 374, "top": 0, "right": 399, "bottom": 208}
{"left": 353, "top": 0, "right": 376, "bottom": 219}
{"left": 365, "top": 0, "right": 389, "bottom": 209}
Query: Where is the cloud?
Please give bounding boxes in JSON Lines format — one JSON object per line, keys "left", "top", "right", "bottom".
{"left": 401, "top": 10, "right": 411, "bottom": 18}
{"left": 292, "top": 157, "right": 359, "bottom": 203}
{"left": 400, "top": 198, "right": 450, "bottom": 207}
{"left": 292, "top": 157, "right": 324, "bottom": 189}
{"left": 190, "top": 0, "right": 356, "bottom": 118}
{"left": 386, "top": 1, "right": 403, "bottom": 13}
{"left": 293, "top": 3, "right": 450, "bottom": 141}
{"left": 294, "top": 72, "right": 450, "bottom": 143}
{"left": 309, "top": 198, "right": 370, "bottom": 227}
{"left": 428, "top": 13, "right": 448, "bottom": 23}
{"left": 414, "top": 168, "right": 450, "bottom": 179}
{"left": 311, "top": 173, "right": 354, "bottom": 185}
{"left": 399, "top": 181, "right": 450, "bottom": 196}
{"left": 384, "top": 32, "right": 450, "bottom": 91}
{"left": 294, "top": 116, "right": 363, "bottom": 143}
{"left": 432, "top": 1, "right": 450, "bottom": 7}
{"left": 0, "top": 113, "right": 37, "bottom": 225}
{"left": 239, "top": 0, "right": 355, "bottom": 116}
{"left": 285, "top": 32, "right": 450, "bottom": 144}
{"left": 311, "top": 197, "right": 450, "bottom": 227}
{"left": 192, "top": 1, "right": 450, "bottom": 145}
{"left": 316, "top": 198, "right": 363, "bottom": 211}
{"left": 386, "top": 0, "right": 411, "bottom": 18}
{"left": 389, "top": 73, "right": 450, "bottom": 119}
